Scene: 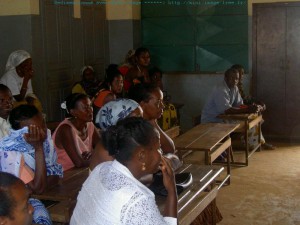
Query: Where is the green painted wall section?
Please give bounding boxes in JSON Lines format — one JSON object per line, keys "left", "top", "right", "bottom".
{"left": 142, "top": 0, "right": 248, "bottom": 72}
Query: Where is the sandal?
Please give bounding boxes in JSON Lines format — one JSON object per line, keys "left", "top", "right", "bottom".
{"left": 262, "top": 143, "right": 276, "bottom": 150}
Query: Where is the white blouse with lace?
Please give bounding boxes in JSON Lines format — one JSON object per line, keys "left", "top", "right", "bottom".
{"left": 70, "top": 160, "right": 177, "bottom": 225}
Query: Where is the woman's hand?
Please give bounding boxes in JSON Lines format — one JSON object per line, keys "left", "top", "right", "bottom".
{"left": 24, "top": 125, "right": 46, "bottom": 150}
{"left": 23, "top": 69, "right": 33, "bottom": 81}
{"left": 160, "top": 156, "right": 176, "bottom": 193}
{"left": 161, "top": 156, "right": 178, "bottom": 218}
{"left": 24, "top": 124, "right": 47, "bottom": 194}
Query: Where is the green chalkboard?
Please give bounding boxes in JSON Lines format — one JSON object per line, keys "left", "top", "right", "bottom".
{"left": 141, "top": 0, "right": 248, "bottom": 72}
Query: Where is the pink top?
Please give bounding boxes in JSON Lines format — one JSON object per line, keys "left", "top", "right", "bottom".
{"left": 52, "top": 118, "right": 95, "bottom": 171}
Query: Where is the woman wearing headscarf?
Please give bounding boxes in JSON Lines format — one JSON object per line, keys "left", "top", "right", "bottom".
{"left": 90, "top": 98, "right": 143, "bottom": 170}
{"left": 0, "top": 50, "right": 43, "bottom": 111}
{"left": 72, "top": 65, "right": 101, "bottom": 97}
{"left": 91, "top": 98, "right": 181, "bottom": 172}
{"left": 95, "top": 98, "right": 142, "bottom": 131}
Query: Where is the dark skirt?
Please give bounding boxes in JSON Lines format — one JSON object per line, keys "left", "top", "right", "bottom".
{"left": 190, "top": 202, "right": 223, "bottom": 225}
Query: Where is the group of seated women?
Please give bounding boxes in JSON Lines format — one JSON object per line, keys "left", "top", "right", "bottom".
{"left": 0, "top": 47, "right": 222, "bottom": 225}
{"left": 0, "top": 100, "right": 179, "bottom": 225}
{"left": 0, "top": 47, "right": 182, "bottom": 224}
{"left": 0, "top": 51, "right": 60, "bottom": 225}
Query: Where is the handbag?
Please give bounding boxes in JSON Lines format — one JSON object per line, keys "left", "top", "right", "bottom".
{"left": 149, "top": 172, "right": 193, "bottom": 196}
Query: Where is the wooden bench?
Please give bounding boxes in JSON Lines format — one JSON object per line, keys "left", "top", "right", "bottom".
{"left": 174, "top": 123, "right": 239, "bottom": 186}
{"left": 156, "top": 164, "right": 223, "bottom": 225}
{"left": 47, "top": 200, "right": 75, "bottom": 224}
{"left": 218, "top": 113, "right": 263, "bottom": 166}
{"left": 32, "top": 167, "right": 89, "bottom": 224}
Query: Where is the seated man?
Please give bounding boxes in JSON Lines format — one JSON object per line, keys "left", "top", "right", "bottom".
{"left": 201, "top": 68, "right": 260, "bottom": 123}
{"left": 231, "top": 64, "right": 275, "bottom": 150}
{"left": 0, "top": 84, "right": 13, "bottom": 139}
{"left": 201, "top": 68, "right": 264, "bottom": 151}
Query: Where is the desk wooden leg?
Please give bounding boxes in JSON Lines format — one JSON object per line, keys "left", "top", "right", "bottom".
{"left": 258, "top": 122, "right": 262, "bottom": 152}
{"left": 245, "top": 122, "right": 249, "bottom": 166}
{"left": 212, "top": 198, "right": 217, "bottom": 225}
{"left": 226, "top": 146, "right": 231, "bottom": 185}
{"left": 205, "top": 151, "right": 209, "bottom": 165}
{"left": 229, "top": 145, "right": 234, "bottom": 163}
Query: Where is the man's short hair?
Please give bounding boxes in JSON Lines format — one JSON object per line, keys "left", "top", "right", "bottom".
{"left": 225, "top": 68, "right": 239, "bottom": 79}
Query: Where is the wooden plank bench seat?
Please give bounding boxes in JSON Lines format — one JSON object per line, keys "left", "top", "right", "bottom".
{"left": 174, "top": 123, "right": 239, "bottom": 186}
{"left": 47, "top": 200, "right": 75, "bottom": 223}
{"left": 32, "top": 167, "right": 89, "bottom": 224}
{"left": 156, "top": 164, "right": 224, "bottom": 225}
{"left": 218, "top": 113, "right": 263, "bottom": 166}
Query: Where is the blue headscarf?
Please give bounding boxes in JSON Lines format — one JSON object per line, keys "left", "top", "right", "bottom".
{"left": 96, "top": 99, "right": 139, "bottom": 131}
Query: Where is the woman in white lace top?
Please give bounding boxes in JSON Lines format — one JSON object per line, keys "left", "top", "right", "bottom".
{"left": 71, "top": 117, "right": 177, "bottom": 225}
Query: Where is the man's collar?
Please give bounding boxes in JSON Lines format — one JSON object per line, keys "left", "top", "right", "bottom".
{"left": 223, "top": 79, "right": 231, "bottom": 91}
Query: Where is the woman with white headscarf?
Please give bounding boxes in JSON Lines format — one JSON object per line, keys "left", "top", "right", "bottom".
{"left": 0, "top": 50, "right": 42, "bottom": 111}
{"left": 90, "top": 98, "right": 143, "bottom": 170}
{"left": 95, "top": 98, "right": 142, "bottom": 131}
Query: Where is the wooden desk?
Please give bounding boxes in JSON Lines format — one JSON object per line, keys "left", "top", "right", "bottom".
{"left": 174, "top": 123, "right": 239, "bottom": 186}
{"left": 156, "top": 164, "right": 224, "bottom": 225}
{"left": 218, "top": 113, "right": 263, "bottom": 166}
{"left": 34, "top": 165, "right": 223, "bottom": 224}
{"left": 32, "top": 167, "right": 89, "bottom": 202}
{"left": 32, "top": 167, "right": 89, "bottom": 223}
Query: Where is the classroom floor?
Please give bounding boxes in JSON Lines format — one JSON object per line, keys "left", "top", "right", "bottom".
{"left": 217, "top": 141, "right": 300, "bottom": 225}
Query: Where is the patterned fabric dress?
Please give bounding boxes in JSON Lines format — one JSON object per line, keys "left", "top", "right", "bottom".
{"left": 0, "top": 127, "right": 63, "bottom": 225}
